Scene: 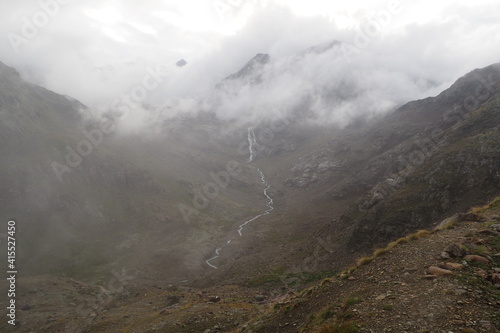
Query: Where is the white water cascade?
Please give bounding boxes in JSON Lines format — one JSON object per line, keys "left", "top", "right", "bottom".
{"left": 205, "top": 127, "right": 274, "bottom": 269}
{"left": 247, "top": 127, "right": 257, "bottom": 162}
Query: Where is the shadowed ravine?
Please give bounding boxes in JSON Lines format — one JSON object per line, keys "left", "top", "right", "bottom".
{"left": 205, "top": 128, "right": 274, "bottom": 269}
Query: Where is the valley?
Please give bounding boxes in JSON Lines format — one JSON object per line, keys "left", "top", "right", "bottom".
{"left": 0, "top": 53, "right": 499, "bottom": 332}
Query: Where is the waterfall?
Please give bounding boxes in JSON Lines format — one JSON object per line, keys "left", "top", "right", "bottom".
{"left": 247, "top": 127, "right": 257, "bottom": 163}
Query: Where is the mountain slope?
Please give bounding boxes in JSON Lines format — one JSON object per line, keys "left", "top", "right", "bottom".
{"left": 0, "top": 61, "right": 270, "bottom": 283}
{"left": 200, "top": 62, "right": 500, "bottom": 285}
{"left": 248, "top": 198, "right": 500, "bottom": 333}
{"left": 0, "top": 56, "right": 499, "bottom": 332}
{"left": 1, "top": 199, "right": 497, "bottom": 332}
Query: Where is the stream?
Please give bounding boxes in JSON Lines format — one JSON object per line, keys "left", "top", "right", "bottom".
{"left": 205, "top": 128, "right": 274, "bottom": 269}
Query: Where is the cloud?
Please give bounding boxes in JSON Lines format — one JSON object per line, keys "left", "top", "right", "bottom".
{"left": 176, "top": 2, "right": 500, "bottom": 127}
{"left": 0, "top": 0, "right": 498, "bottom": 130}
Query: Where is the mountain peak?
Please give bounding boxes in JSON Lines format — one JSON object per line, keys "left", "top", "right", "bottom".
{"left": 225, "top": 53, "right": 270, "bottom": 81}
{"left": 176, "top": 59, "right": 188, "bottom": 67}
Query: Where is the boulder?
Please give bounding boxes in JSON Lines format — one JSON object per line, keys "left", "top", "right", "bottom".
{"left": 445, "top": 243, "right": 465, "bottom": 258}
{"left": 427, "top": 266, "right": 453, "bottom": 276}
{"left": 445, "top": 262, "right": 465, "bottom": 270}
{"left": 464, "top": 255, "right": 490, "bottom": 265}
{"left": 440, "top": 251, "right": 451, "bottom": 260}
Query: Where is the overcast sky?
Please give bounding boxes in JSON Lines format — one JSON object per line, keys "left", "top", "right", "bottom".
{"left": 1, "top": 0, "right": 499, "bottom": 126}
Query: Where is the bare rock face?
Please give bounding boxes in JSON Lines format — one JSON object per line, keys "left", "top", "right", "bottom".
{"left": 285, "top": 149, "right": 338, "bottom": 188}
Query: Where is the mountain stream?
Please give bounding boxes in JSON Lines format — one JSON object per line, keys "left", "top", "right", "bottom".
{"left": 205, "top": 128, "right": 274, "bottom": 269}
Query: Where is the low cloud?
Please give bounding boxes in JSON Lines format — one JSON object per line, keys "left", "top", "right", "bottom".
{"left": 0, "top": 1, "right": 499, "bottom": 130}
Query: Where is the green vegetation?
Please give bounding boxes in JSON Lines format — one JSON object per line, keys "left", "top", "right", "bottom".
{"left": 452, "top": 198, "right": 500, "bottom": 309}
{"left": 247, "top": 269, "right": 337, "bottom": 288}
{"left": 343, "top": 297, "right": 363, "bottom": 308}
{"left": 408, "top": 229, "right": 431, "bottom": 240}
{"left": 308, "top": 296, "right": 363, "bottom": 332}
{"left": 382, "top": 304, "right": 393, "bottom": 311}
{"left": 471, "top": 196, "right": 500, "bottom": 214}
{"left": 488, "top": 233, "right": 500, "bottom": 253}
{"left": 473, "top": 245, "right": 491, "bottom": 256}
{"left": 315, "top": 305, "right": 335, "bottom": 323}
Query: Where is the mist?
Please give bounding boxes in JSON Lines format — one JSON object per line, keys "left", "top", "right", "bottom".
{"left": 1, "top": 0, "right": 499, "bottom": 131}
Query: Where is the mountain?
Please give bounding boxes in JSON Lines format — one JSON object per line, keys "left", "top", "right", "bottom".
{"left": 242, "top": 198, "right": 500, "bottom": 333}
{"left": 224, "top": 53, "right": 270, "bottom": 82}
{"left": 1, "top": 200, "right": 497, "bottom": 332}
{"left": 200, "top": 61, "right": 500, "bottom": 285}
{"left": 0, "top": 61, "right": 272, "bottom": 284}
{"left": 211, "top": 39, "right": 442, "bottom": 130}
{"left": 0, "top": 53, "right": 499, "bottom": 331}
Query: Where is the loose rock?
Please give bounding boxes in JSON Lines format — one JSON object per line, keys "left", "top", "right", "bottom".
{"left": 440, "top": 251, "right": 451, "bottom": 260}
{"left": 475, "top": 268, "right": 488, "bottom": 279}
{"left": 427, "top": 266, "right": 453, "bottom": 276}
{"left": 490, "top": 273, "right": 500, "bottom": 284}
{"left": 255, "top": 295, "right": 266, "bottom": 302}
{"left": 208, "top": 296, "right": 221, "bottom": 303}
{"left": 445, "top": 262, "right": 465, "bottom": 270}
{"left": 464, "top": 255, "right": 490, "bottom": 265}
{"left": 445, "top": 243, "right": 465, "bottom": 258}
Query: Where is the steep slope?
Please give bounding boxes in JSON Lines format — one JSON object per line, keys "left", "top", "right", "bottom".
{"left": 0, "top": 61, "right": 270, "bottom": 283}
{"left": 1, "top": 55, "right": 499, "bottom": 322}
{"left": 1, "top": 199, "right": 497, "bottom": 333}
{"left": 246, "top": 198, "right": 500, "bottom": 333}
{"left": 201, "top": 62, "right": 500, "bottom": 285}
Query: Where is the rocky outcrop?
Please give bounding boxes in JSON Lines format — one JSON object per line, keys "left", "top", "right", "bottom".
{"left": 285, "top": 149, "right": 339, "bottom": 188}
